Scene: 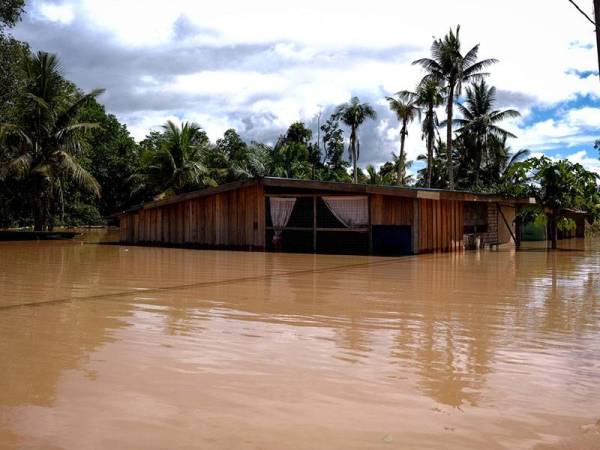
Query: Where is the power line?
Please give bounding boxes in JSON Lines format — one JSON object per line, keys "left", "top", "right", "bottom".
{"left": 567, "top": 0, "right": 596, "bottom": 26}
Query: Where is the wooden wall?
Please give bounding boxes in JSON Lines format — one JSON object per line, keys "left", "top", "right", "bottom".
{"left": 498, "top": 205, "right": 516, "bottom": 245}
{"left": 370, "top": 195, "right": 467, "bottom": 254}
{"left": 370, "top": 195, "right": 413, "bottom": 226}
{"left": 119, "top": 184, "right": 265, "bottom": 249}
{"left": 417, "top": 199, "right": 464, "bottom": 253}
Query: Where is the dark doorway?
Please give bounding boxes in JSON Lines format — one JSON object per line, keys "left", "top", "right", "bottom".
{"left": 317, "top": 231, "right": 369, "bottom": 255}
{"left": 372, "top": 225, "right": 412, "bottom": 256}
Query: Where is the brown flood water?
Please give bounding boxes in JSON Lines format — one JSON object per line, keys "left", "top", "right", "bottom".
{"left": 1, "top": 232, "right": 600, "bottom": 450}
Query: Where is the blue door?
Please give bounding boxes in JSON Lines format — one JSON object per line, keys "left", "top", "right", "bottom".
{"left": 372, "top": 225, "right": 412, "bottom": 256}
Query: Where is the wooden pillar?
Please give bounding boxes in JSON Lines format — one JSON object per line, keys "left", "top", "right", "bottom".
{"left": 412, "top": 198, "right": 420, "bottom": 255}
{"left": 515, "top": 205, "right": 522, "bottom": 250}
{"left": 368, "top": 195, "right": 373, "bottom": 255}
{"left": 313, "top": 195, "right": 317, "bottom": 252}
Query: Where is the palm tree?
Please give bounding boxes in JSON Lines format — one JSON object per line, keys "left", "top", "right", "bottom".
{"left": 364, "top": 164, "right": 382, "bottom": 185}
{"left": 390, "top": 151, "right": 414, "bottom": 185}
{"left": 416, "top": 137, "right": 448, "bottom": 188}
{"left": 499, "top": 148, "right": 530, "bottom": 178}
{"left": 401, "top": 80, "right": 444, "bottom": 188}
{"left": 0, "top": 51, "right": 102, "bottom": 230}
{"left": 413, "top": 25, "right": 497, "bottom": 190}
{"left": 386, "top": 93, "right": 420, "bottom": 185}
{"left": 131, "top": 121, "right": 215, "bottom": 200}
{"left": 453, "top": 80, "right": 520, "bottom": 185}
{"left": 333, "top": 97, "right": 377, "bottom": 183}
{"left": 267, "top": 136, "right": 311, "bottom": 179}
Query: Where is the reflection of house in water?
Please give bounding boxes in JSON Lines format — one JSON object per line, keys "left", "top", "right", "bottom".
{"left": 116, "top": 178, "right": 537, "bottom": 256}
{"left": 2, "top": 236, "right": 600, "bottom": 448}
{"left": 156, "top": 249, "right": 516, "bottom": 409}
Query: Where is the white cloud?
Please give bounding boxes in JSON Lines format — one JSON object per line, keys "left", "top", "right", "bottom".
{"left": 17, "top": 0, "right": 600, "bottom": 173}
{"left": 37, "top": 3, "right": 75, "bottom": 24}
{"left": 502, "top": 106, "right": 600, "bottom": 154}
{"left": 60, "top": 0, "right": 600, "bottom": 104}
{"left": 566, "top": 107, "right": 600, "bottom": 128}
{"left": 565, "top": 150, "right": 600, "bottom": 173}
{"left": 165, "top": 71, "right": 289, "bottom": 103}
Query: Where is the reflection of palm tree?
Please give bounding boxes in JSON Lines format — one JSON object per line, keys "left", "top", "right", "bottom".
{"left": 403, "top": 255, "right": 502, "bottom": 408}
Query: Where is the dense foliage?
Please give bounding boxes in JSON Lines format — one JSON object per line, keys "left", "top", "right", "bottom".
{"left": 0, "top": 8, "right": 598, "bottom": 233}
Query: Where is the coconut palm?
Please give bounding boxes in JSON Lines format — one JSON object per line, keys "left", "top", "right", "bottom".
{"left": 498, "top": 148, "right": 530, "bottom": 179}
{"left": 231, "top": 143, "right": 271, "bottom": 180}
{"left": 452, "top": 80, "right": 520, "bottom": 185}
{"left": 364, "top": 164, "right": 382, "bottom": 185}
{"left": 333, "top": 97, "right": 377, "bottom": 183}
{"left": 0, "top": 51, "right": 102, "bottom": 230}
{"left": 389, "top": 151, "right": 414, "bottom": 185}
{"left": 131, "top": 121, "right": 216, "bottom": 200}
{"left": 267, "top": 136, "right": 311, "bottom": 179}
{"left": 363, "top": 164, "right": 394, "bottom": 185}
{"left": 386, "top": 93, "right": 420, "bottom": 185}
{"left": 413, "top": 25, "right": 497, "bottom": 190}
{"left": 400, "top": 79, "right": 444, "bottom": 188}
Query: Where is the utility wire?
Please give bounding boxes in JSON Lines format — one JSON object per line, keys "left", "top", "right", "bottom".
{"left": 567, "top": 0, "right": 596, "bottom": 26}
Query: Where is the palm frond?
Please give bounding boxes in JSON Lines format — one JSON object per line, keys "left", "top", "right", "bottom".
{"left": 491, "top": 109, "right": 521, "bottom": 122}
{"left": 24, "top": 92, "right": 51, "bottom": 110}
{"left": 55, "top": 122, "right": 102, "bottom": 141}
{"left": 56, "top": 151, "right": 101, "bottom": 197}
{"left": 1, "top": 153, "right": 32, "bottom": 179}
{"left": 463, "top": 58, "right": 498, "bottom": 77}
{"left": 56, "top": 89, "right": 105, "bottom": 128}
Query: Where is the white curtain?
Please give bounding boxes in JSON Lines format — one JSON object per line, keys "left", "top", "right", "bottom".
{"left": 270, "top": 197, "right": 297, "bottom": 236}
{"left": 322, "top": 196, "right": 368, "bottom": 228}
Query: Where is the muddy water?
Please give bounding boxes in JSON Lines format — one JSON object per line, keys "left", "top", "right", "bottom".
{"left": 0, "top": 235, "right": 599, "bottom": 450}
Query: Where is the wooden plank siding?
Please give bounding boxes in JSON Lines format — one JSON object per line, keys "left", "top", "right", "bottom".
{"left": 116, "top": 178, "right": 527, "bottom": 255}
{"left": 418, "top": 199, "right": 464, "bottom": 253}
{"left": 119, "top": 184, "right": 265, "bottom": 249}
{"left": 369, "top": 195, "right": 414, "bottom": 226}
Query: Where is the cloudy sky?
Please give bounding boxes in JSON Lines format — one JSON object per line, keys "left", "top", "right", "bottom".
{"left": 11, "top": 0, "right": 600, "bottom": 173}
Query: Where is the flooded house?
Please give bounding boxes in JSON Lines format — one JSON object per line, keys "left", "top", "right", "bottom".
{"left": 116, "top": 177, "right": 535, "bottom": 255}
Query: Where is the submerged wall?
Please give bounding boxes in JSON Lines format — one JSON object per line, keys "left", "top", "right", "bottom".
{"left": 416, "top": 199, "right": 465, "bottom": 254}
{"left": 117, "top": 179, "right": 521, "bottom": 255}
{"left": 497, "top": 205, "right": 516, "bottom": 245}
{"left": 119, "top": 183, "right": 265, "bottom": 249}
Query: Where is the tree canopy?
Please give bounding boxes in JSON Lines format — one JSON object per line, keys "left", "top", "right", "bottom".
{"left": 0, "top": 0, "right": 24, "bottom": 28}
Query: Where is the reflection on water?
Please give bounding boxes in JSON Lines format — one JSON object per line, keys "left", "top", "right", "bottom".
{"left": 0, "top": 233, "right": 599, "bottom": 449}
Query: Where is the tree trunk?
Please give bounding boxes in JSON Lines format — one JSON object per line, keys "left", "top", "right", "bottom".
{"left": 426, "top": 107, "right": 434, "bottom": 188}
{"left": 595, "top": 0, "right": 600, "bottom": 80}
{"left": 33, "top": 199, "right": 44, "bottom": 232}
{"left": 33, "top": 182, "right": 49, "bottom": 232}
{"left": 351, "top": 127, "right": 358, "bottom": 184}
{"left": 474, "top": 141, "right": 482, "bottom": 185}
{"left": 399, "top": 123, "right": 406, "bottom": 185}
{"left": 446, "top": 84, "right": 455, "bottom": 190}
